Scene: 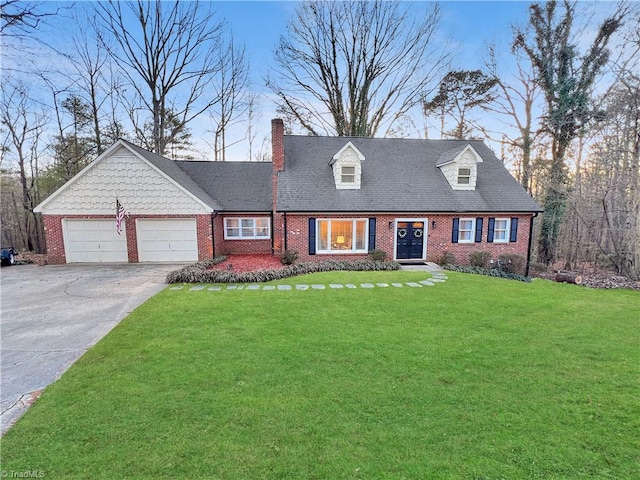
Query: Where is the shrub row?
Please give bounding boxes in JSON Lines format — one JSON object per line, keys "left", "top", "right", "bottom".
{"left": 443, "top": 264, "right": 532, "bottom": 282}
{"left": 166, "top": 258, "right": 400, "bottom": 284}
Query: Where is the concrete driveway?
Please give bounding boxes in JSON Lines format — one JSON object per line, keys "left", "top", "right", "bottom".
{"left": 0, "top": 263, "right": 179, "bottom": 435}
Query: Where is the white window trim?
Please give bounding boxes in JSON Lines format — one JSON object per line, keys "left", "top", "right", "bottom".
{"left": 341, "top": 166, "right": 356, "bottom": 184}
{"left": 224, "top": 217, "right": 271, "bottom": 240}
{"left": 493, "top": 218, "right": 510, "bottom": 243}
{"left": 316, "top": 218, "right": 369, "bottom": 254}
{"left": 458, "top": 218, "right": 475, "bottom": 244}
{"left": 457, "top": 167, "right": 471, "bottom": 185}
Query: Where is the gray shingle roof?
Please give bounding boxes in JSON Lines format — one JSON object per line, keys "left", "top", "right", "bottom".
{"left": 122, "top": 140, "right": 223, "bottom": 211}
{"left": 176, "top": 161, "right": 273, "bottom": 211}
{"left": 277, "top": 136, "right": 542, "bottom": 213}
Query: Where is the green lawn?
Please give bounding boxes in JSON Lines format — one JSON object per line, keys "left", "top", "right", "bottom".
{"left": 2, "top": 271, "right": 638, "bottom": 479}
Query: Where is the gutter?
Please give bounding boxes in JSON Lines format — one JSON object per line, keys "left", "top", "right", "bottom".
{"left": 525, "top": 212, "right": 539, "bottom": 277}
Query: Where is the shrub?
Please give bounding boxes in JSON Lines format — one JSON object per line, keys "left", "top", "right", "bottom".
{"left": 166, "top": 259, "right": 401, "bottom": 284}
{"left": 469, "top": 251, "right": 491, "bottom": 268}
{"left": 368, "top": 249, "right": 387, "bottom": 261}
{"left": 443, "top": 264, "right": 532, "bottom": 283}
{"left": 528, "top": 261, "right": 548, "bottom": 275}
{"left": 281, "top": 250, "right": 299, "bottom": 265}
{"left": 596, "top": 253, "right": 613, "bottom": 269}
{"left": 497, "top": 253, "right": 526, "bottom": 275}
{"left": 438, "top": 251, "right": 456, "bottom": 266}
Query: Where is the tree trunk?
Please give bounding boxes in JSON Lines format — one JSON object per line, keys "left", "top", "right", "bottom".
{"left": 555, "top": 271, "right": 583, "bottom": 285}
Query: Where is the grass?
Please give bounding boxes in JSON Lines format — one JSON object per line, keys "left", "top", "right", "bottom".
{"left": 1, "top": 271, "right": 638, "bottom": 479}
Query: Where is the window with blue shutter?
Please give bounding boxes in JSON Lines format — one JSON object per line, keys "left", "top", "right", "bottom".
{"left": 452, "top": 218, "right": 460, "bottom": 243}
{"left": 487, "top": 218, "right": 495, "bottom": 243}
{"left": 308, "top": 218, "right": 316, "bottom": 255}
{"left": 368, "top": 218, "right": 376, "bottom": 250}
{"left": 510, "top": 217, "right": 518, "bottom": 242}
{"left": 475, "top": 218, "right": 483, "bottom": 243}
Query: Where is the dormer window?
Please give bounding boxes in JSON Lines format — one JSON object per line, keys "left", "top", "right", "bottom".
{"left": 330, "top": 141, "right": 365, "bottom": 189}
{"left": 341, "top": 166, "right": 356, "bottom": 184}
{"left": 437, "top": 144, "right": 483, "bottom": 191}
{"left": 457, "top": 168, "right": 471, "bottom": 185}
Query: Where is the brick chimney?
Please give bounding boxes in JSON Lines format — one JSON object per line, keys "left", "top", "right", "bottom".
{"left": 271, "top": 118, "right": 285, "bottom": 254}
{"left": 271, "top": 118, "right": 284, "bottom": 172}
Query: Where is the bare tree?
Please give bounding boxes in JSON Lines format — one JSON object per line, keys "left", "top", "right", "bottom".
{"left": 0, "top": 82, "right": 47, "bottom": 252}
{"left": 267, "top": 0, "right": 448, "bottom": 137}
{"left": 513, "top": 0, "right": 623, "bottom": 264}
{"left": 0, "top": 0, "right": 57, "bottom": 35}
{"left": 485, "top": 46, "right": 542, "bottom": 193}
{"left": 208, "top": 36, "right": 250, "bottom": 161}
{"left": 95, "top": 0, "right": 229, "bottom": 155}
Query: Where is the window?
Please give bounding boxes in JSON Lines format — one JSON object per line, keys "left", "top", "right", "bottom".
{"left": 457, "top": 167, "right": 471, "bottom": 185}
{"left": 458, "top": 218, "right": 475, "bottom": 243}
{"left": 317, "top": 219, "right": 368, "bottom": 253}
{"left": 224, "top": 217, "right": 270, "bottom": 239}
{"left": 493, "top": 218, "right": 510, "bottom": 243}
{"left": 341, "top": 166, "right": 356, "bottom": 184}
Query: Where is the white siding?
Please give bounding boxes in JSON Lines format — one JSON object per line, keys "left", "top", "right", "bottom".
{"left": 38, "top": 146, "right": 210, "bottom": 215}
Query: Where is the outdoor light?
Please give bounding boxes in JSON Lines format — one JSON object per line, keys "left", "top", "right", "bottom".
{"left": 431, "top": 220, "right": 436, "bottom": 229}
{"left": 388, "top": 221, "right": 394, "bottom": 229}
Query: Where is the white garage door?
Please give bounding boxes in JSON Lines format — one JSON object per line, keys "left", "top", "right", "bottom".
{"left": 64, "top": 219, "right": 128, "bottom": 263}
{"left": 136, "top": 219, "right": 198, "bottom": 262}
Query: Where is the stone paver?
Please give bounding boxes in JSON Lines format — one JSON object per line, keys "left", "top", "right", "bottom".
{"left": 177, "top": 272, "right": 449, "bottom": 293}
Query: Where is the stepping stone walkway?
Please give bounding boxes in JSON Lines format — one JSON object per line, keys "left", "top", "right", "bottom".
{"left": 170, "top": 272, "right": 449, "bottom": 293}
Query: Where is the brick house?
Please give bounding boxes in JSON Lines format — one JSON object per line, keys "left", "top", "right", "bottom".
{"left": 35, "top": 119, "right": 541, "bottom": 268}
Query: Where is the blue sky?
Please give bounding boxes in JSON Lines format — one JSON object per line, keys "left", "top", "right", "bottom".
{"left": 2, "top": 1, "right": 624, "bottom": 162}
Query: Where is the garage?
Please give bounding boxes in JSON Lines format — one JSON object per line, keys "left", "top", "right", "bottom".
{"left": 136, "top": 218, "right": 198, "bottom": 262}
{"left": 63, "top": 219, "right": 128, "bottom": 263}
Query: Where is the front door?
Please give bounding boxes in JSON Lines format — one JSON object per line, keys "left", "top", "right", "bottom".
{"left": 395, "top": 221, "right": 425, "bottom": 260}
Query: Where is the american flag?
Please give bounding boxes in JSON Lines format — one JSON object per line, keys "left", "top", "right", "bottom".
{"left": 116, "top": 199, "right": 126, "bottom": 235}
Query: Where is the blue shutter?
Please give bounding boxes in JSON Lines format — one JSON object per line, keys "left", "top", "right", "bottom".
{"left": 368, "top": 218, "right": 376, "bottom": 251}
{"left": 452, "top": 218, "right": 459, "bottom": 243}
{"left": 308, "top": 218, "right": 316, "bottom": 255}
{"left": 475, "top": 218, "right": 483, "bottom": 243}
{"left": 487, "top": 218, "right": 495, "bottom": 243}
{"left": 510, "top": 217, "right": 518, "bottom": 242}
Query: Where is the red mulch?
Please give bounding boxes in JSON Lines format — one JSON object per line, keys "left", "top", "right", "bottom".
{"left": 209, "top": 254, "right": 285, "bottom": 272}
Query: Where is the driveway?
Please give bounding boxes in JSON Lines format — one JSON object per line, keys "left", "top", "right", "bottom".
{"left": 0, "top": 263, "right": 178, "bottom": 436}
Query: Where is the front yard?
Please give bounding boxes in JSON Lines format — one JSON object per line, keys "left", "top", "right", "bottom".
{"left": 1, "top": 271, "right": 638, "bottom": 479}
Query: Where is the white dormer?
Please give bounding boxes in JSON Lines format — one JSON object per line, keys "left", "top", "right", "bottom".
{"left": 329, "top": 141, "right": 365, "bottom": 189}
{"left": 436, "top": 144, "right": 483, "bottom": 190}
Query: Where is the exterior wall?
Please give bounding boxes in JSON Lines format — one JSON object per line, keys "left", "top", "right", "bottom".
{"left": 284, "top": 213, "right": 533, "bottom": 266}
{"left": 38, "top": 146, "right": 211, "bottom": 215}
{"left": 42, "top": 213, "right": 213, "bottom": 264}
{"left": 213, "top": 214, "right": 272, "bottom": 256}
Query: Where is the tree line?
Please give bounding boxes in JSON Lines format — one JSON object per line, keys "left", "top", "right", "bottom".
{"left": 1, "top": 0, "right": 638, "bottom": 280}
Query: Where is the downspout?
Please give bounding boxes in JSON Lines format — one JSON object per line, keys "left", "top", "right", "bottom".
{"left": 525, "top": 212, "right": 538, "bottom": 277}
{"left": 283, "top": 212, "right": 288, "bottom": 251}
{"left": 270, "top": 211, "right": 275, "bottom": 254}
{"left": 211, "top": 212, "right": 217, "bottom": 258}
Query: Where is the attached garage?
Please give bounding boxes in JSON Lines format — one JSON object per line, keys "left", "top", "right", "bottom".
{"left": 63, "top": 219, "right": 128, "bottom": 263}
{"left": 136, "top": 218, "right": 198, "bottom": 262}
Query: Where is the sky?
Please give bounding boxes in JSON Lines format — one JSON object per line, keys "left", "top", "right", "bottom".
{"left": 1, "top": 1, "right": 624, "bottom": 163}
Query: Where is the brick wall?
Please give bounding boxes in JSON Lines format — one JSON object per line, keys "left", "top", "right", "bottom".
{"left": 284, "top": 213, "right": 533, "bottom": 265}
{"left": 41, "top": 213, "right": 213, "bottom": 264}
{"left": 213, "top": 214, "right": 273, "bottom": 256}
{"left": 271, "top": 119, "right": 285, "bottom": 254}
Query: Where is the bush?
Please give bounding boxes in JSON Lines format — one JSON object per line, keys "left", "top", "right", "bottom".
{"left": 166, "top": 259, "right": 401, "bottom": 284}
{"left": 497, "top": 254, "right": 526, "bottom": 275}
{"left": 443, "top": 264, "right": 532, "bottom": 283}
{"left": 528, "top": 261, "right": 548, "bottom": 275}
{"left": 281, "top": 250, "right": 299, "bottom": 265}
{"left": 469, "top": 251, "right": 491, "bottom": 268}
{"left": 438, "top": 251, "right": 456, "bottom": 266}
{"left": 596, "top": 254, "right": 613, "bottom": 269}
{"left": 368, "top": 249, "right": 387, "bottom": 261}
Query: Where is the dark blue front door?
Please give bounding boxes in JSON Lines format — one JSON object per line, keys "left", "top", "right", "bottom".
{"left": 396, "top": 221, "right": 425, "bottom": 260}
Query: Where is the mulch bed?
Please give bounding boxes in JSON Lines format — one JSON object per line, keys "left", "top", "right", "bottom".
{"left": 208, "top": 254, "right": 285, "bottom": 273}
